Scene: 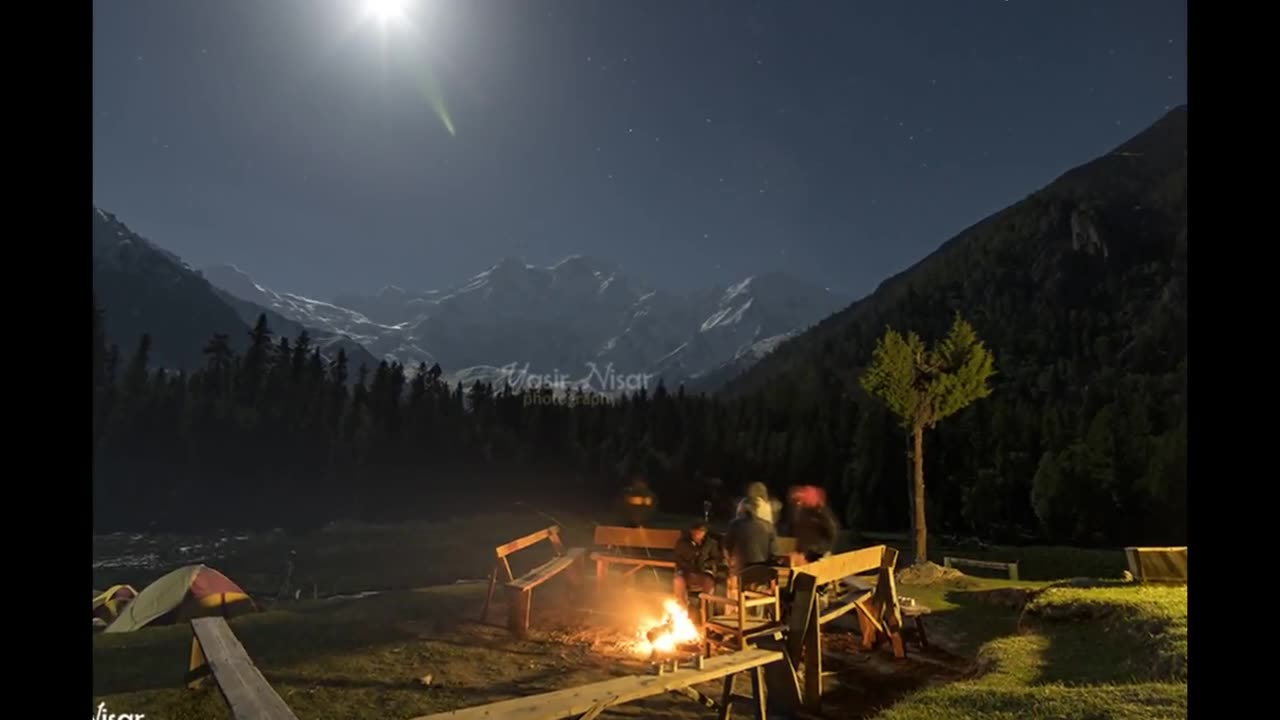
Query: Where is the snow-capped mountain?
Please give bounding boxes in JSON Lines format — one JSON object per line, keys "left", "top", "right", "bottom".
{"left": 204, "top": 255, "right": 849, "bottom": 390}
{"left": 93, "top": 207, "right": 377, "bottom": 371}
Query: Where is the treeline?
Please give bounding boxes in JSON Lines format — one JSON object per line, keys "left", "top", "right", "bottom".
{"left": 93, "top": 293, "right": 1185, "bottom": 546}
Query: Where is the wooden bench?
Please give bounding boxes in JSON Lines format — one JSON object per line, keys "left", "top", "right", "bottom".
{"left": 784, "top": 545, "right": 905, "bottom": 711}
{"left": 943, "top": 555, "right": 1020, "bottom": 581}
{"left": 589, "top": 525, "right": 684, "bottom": 593}
{"left": 185, "top": 617, "right": 299, "bottom": 720}
{"left": 1124, "top": 546, "right": 1187, "bottom": 583}
{"left": 480, "top": 525, "right": 586, "bottom": 638}
{"left": 409, "top": 647, "right": 783, "bottom": 720}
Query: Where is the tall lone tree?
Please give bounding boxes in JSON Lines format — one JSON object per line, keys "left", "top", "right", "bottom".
{"left": 860, "top": 314, "right": 995, "bottom": 565}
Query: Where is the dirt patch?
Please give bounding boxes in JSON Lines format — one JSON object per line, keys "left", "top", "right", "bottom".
{"left": 895, "top": 561, "right": 971, "bottom": 586}
{"left": 805, "top": 626, "right": 973, "bottom": 719}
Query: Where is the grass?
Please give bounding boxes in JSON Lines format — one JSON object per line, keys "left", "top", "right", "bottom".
{"left": 92, "top": 511, "right": 1185, "bottom": 719}
{"left": 873, "top": 583, "right": 1188, "bottom": 720}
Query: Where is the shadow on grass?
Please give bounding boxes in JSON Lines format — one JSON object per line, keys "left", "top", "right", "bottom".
{"left": 1031, "top": 613, "right": 1186, "bottom": 686}
{"left": 93, "top": 587, "right": 491, "bottom": 697}
{"left": 910, "top": 588, "right": 1028, "bottom": 661}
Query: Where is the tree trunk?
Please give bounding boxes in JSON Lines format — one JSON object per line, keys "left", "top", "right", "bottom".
{"left": 905, "top": 429, "right": 915, "bottom": 538}
{"left": 912, "top": 424, "right": 927, "bottom": 566}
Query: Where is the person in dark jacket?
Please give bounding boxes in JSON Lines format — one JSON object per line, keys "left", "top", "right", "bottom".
{"left": 786, "top": 485, "right": 840, "bottom": 563}
{"left": 672, "top": 521, "right": 720, "bottom": 603}
{"left": 724, "top": 497, "right": 778, "bottom": 571}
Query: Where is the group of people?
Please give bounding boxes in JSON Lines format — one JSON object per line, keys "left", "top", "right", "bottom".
{"left": 669, "top": 481, "right": 840, "bottom": 606}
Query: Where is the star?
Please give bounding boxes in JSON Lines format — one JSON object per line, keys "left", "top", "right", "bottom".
{"left": 627, "top": 128, "right": 634, "bottom": 134}
{"left": 703, "top": 233, "right": 710, "bottom": 239}
{"left": 908, "top": 135, "right": 915, "bottom": 141}
{"left": 705, "top": 118, "right": 712, "bottom": 123}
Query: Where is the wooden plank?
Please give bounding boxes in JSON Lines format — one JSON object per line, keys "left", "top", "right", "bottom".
{"left": 410, "top": 648, "right": 785, "bottom": 720}
{"left": 189, "top": 618, "right": 299, "bottom": 720}
{"left": 589, "top": 552, "right": 677, "bottom": 568}
{"left": 507, "top": 548, "right": 586, "bottom": 592}
{"left": 496, "top": 527, "right": 557, "bottom": 559}
{"left": 793, "top": 545, "right": 886, "bottom": 586}
{"left": 593, "top": 525, "right": 683, "bottom": 550}
{"left": 818, "top": 588, "right": 873, "bottom": 625}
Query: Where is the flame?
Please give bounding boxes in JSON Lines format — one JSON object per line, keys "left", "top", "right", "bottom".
{"left": 633, "top": 598, "right": 701, "bottom": 657}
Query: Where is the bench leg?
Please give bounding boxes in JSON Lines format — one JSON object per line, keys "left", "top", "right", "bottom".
{"left": 803, "top": 620, "right": 822, "bottom": 711}
{"left": 508, "top": 589, "right": 532, "bottom": 638}
{"left": 480, "top": 566, "right": 498, "bottom": 624}
{"left": 915, "top": 616, "right": 929, "bottom": 649}
{"left": 751, "top": 666, "right": 768, "bottom": 720}
{"left": 717, "top": 673, "right": 735, "bottom": 720}
{"left": 185, "top": 633, "right": 211, "bottom": 689}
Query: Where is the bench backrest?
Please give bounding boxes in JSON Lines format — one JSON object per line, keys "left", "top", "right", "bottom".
{"left": 496, "top": 526, "right": 565, "bottom": 560}
{"left": 593, "top": 525, "right": 683, "bottom": 550}
{"left": 189, "top": 617, "right": 299, "bottom": 720}
{"left": 796, "top": 544, "right": 893, "bottom": 586}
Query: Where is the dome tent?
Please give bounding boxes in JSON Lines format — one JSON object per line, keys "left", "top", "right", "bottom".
{"left": 92, "top": 584, "right": 138, "bottom": 623}
{"left": 104, "top": 564, "right": 255, "bottom": 633}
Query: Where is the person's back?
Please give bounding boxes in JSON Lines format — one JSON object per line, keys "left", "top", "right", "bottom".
{"left": 725, "top": 503, "right": 777, "bottom": 569}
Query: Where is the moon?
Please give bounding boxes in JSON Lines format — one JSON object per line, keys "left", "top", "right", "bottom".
{"left": 364, "top": 0, "right": 410, "bottom": 25}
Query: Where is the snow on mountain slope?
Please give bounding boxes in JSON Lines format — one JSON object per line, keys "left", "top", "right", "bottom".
{"left": 202, "top": 257, "right": 849, "bottom": 390}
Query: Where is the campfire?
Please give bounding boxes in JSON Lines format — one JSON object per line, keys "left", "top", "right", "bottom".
{"left": 632, "top": 598, "right": 703, "bottom": 665}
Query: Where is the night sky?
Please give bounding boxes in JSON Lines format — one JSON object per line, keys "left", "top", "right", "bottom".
{"left": 93, "top": 0, "right": 1186, "bottom": 301}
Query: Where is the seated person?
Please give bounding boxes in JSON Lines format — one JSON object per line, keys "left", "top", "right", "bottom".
{"left": 673, "top": 521, "right": 720, "bottom": 603}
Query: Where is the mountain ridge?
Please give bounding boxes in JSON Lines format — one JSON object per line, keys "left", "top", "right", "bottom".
{"left": 202, "top": 254, "right": 849, "bottom": 389}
